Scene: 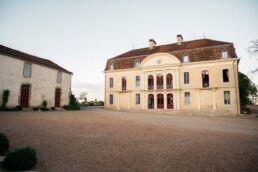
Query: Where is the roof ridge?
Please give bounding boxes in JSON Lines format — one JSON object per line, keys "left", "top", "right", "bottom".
{"left": 0, "top": 44, "right": 72, "bottom": 74}
{"left": 109, "top": 38, "right": 233, "bottom": 60}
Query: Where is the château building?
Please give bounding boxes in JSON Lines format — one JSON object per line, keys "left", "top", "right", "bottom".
{"left": 104, "top": 35, "right": 240, "bottom": 115}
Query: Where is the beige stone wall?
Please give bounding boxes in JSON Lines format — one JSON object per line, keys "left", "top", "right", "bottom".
{"left": 104, "top": 53, "right": 240, "bottom": 115}
{"left": 0, "top": 54, "right": 72, "bottom": 107}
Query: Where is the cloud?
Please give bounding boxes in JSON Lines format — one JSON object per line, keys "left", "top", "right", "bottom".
{"left": 72, "top": 80, "right": 104, "bottom": 101}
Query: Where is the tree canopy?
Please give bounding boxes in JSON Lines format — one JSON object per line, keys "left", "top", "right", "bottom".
{"left": 238, "top": 72, "right": 257, "bottom": 106}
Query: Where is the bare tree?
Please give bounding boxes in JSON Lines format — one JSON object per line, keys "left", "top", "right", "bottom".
{"left": 248, "top": 39, "right": 258, "bottom": 74}
{"left": 79, "top": 92, "right": 88, "bottom": 104}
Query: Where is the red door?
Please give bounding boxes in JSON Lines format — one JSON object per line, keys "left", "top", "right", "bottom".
{"left": 55, "top": 88, "right": 61, "bottom": 107}
{"left": 20, "top": 84, "right": 30, "bottom": 108}
{"left": 167, "top": 94, "right": 174, "bottom": 109}
{"left": 157, "top": 94, "right": 164, "bottom": 109}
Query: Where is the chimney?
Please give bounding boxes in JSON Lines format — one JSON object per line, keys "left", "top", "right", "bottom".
{"left": 149, "top": 39, "right": 156, "bottom": 49}
{"left": 176, "top": 34, "right": 183, "bottom": 45}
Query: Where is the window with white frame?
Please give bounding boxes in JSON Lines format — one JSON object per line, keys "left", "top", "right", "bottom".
{"left": 109, "top": 78, "right": 114, "bottom": 88}
{"left": 135, "top": 59, "right": 141, "bottom": 67}
{"left": 109, "top": 63, "right": 114, "bottom": 70}
{"left": 184, "top": 72, "right": 189, "bottom": 84}
{"left": 224, "top": 91, "right": 231, "bottom": 105}
{"left": 136, "top": 94, "right": 140, "bottom": 104}
{"left": 23, "top": 63, "right": 32, "bottom": 78}
{"left": 57, "top": 71, "right": 62, "bottom": 83}
{"left": 136, "top": 76, "right": 140, "bottom": 87}
{"left": 221, "top": 49, "right": 228, "bottom": 59}
{"left": 183, "top": 53, "right": 189, "bottom": 63}
{"left": 109, "top": 94, "right": 113, "bottom": 105}
{"left": 184, "top": 92, "right": 190, "bottom": 105}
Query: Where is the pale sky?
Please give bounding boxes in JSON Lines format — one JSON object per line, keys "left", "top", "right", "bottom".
{"left": 0, "top": 0, "right": 258, "bottom": 100}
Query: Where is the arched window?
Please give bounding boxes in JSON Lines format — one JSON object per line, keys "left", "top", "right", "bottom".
{"left": 167, "top": 93, "right": 173, "bottom": 109}
{"left": 166, "top": 74, "right": 173, "bottom": 89}
{"left": 156, "top": 74, "right": 163, "bottom": 89}
{"left": 157, "top": 94, "right": 164, "bottom": 109}
{"left": 122, "top": 77, "right": 126, "bottom": 91}
{"left": 148, "top": 75, "right": 154, "bottom": 89}
{"left": 148, "top": 94, "right": 154, "bottom": 109}
{"left": 202, "top": 70, "right": 209, "bottom": 87}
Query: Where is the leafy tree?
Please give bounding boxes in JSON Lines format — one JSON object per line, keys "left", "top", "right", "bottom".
{"left": 248, "top": 39, "right": 258, "bottom": 74}
{"left": 79, "top": 92, "right": 88, "bottom": 104}
{"left": 238, "top": 72, "right": 258, "bottom": 106}
{"left": 63, "top": 93, "right": 80, "bottom": 110}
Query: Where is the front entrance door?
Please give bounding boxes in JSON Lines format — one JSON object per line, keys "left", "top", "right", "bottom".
{"left": 157, "top": 94, "right": 164, "bottom": 109}
{"left": 55, "top": 88, "right": 61, "bottom": 107}
{"left": 20, "top": 84, "right": 30, "bottom": 108}
{"left": 167, "top": 93, "right": 174, "bottom": 109}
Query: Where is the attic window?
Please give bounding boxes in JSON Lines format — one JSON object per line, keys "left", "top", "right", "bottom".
{"left": 221, "top": 49, "right": 228, "bottom": 59}
{"left": 183, "top": 53, "right": 189, "bottom": 63}
{"left": 134, "top": 59, "right": 141, "bottom": 67}
{"left": 109, "top": 63, "right": 114, "bottom": 70}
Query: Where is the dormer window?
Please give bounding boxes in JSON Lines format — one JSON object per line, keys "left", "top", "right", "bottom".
{"left": 183, "top": 53, "right": 189, "bottom": 63}
{"left": 221, "top": 49, "right": 228, "bottom": 59}
{"left": 134, "top": 59, "right": 141, "bottom": 67}
{"left": 109, "top": 63, "right": 114, "bottom": 70}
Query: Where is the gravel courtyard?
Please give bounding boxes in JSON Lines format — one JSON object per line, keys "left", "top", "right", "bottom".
{"left": 0, "top": 109, "right": 258, "bottom": 172}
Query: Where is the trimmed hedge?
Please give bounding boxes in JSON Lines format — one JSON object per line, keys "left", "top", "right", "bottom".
{"left": 2, "top": 147, "right": 37, "bottom": 171}
{"left": 0, "top": 133, "right": 9, "bottom": 155}
{"left": 0, "top": 106, "right": 22, "bottom": 112}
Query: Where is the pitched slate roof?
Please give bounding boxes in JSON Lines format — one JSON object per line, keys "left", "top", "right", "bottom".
{"left": 105, "top": 38, "right": 237, "bottom": 70}
{"left": 0, "top": 44, "right": 72, "bottom": 74}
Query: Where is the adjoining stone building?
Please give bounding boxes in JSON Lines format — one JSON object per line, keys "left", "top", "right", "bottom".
{"left": 104, "top": 35, "right": 240, "bottom": 115}
{"left": 0, "top": 45, "right": 72, "bottom": 108}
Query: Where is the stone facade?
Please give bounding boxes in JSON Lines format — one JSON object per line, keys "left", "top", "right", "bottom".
{"left": 104, "top": 38, "right": 240, "bottom": 115}
{"left": 0, "top": 46, "right": 72, "bottom": 108}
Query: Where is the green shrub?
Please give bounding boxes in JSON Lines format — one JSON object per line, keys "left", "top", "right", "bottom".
{"left": 1, "top": 90, "right": 10, "bottom": 109}
{"left": 241, "top": 106, "right": 251, "bottom": 114}
{"left": 88, "top": 101, "right": 95, "bottom": 106}
{"left": 33, "top": 107, "right": 40, "bottom": 111}
{"left": 42, "top": 100, "right": 47, "bottom": 108}
{"left": 97, "top": 101, "right": 104, "bottom": 106}
{"left": 63, "top": 93, "right": 80, "bottom": 110}
{"left": 0, "top": 133, "right": 9, "bottom": 155}
{"left": 0, "top": 105, "right": 22, "bottom": 112}
{"left": 2, "top": 147, "right": 37, "bottom": 171}
{"left": 40, "top": 107, "right": 49, "bottom": 111}
{"left": 15, "top": 105, "right": 22, "bottom": 111}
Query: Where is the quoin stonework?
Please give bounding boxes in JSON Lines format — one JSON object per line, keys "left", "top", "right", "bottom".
{"left": 0, "top": 45, "right": 72, "bottom": 108}
{"left": 104, "top": 35, "right": 240, "bottom": 115}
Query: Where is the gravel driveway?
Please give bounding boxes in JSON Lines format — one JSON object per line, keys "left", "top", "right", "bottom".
{"left": 0, "top": 109, "right": 258, "bottom": 172}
